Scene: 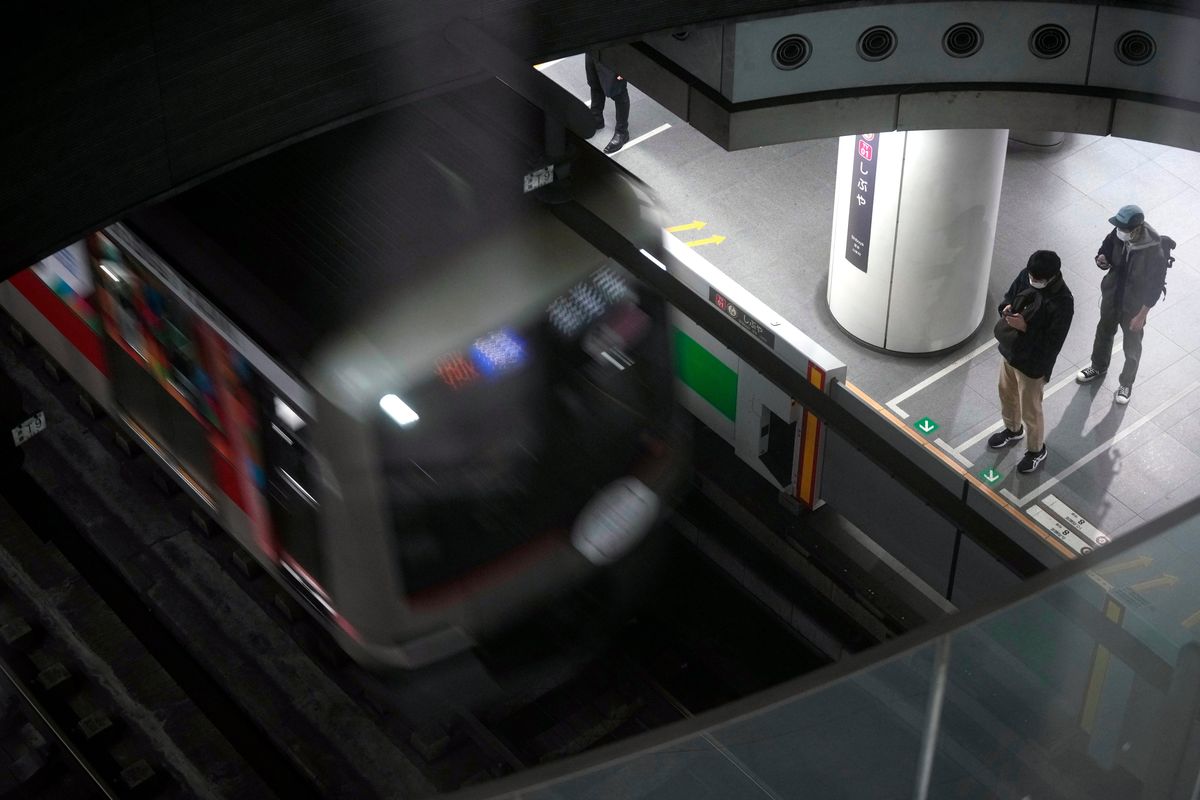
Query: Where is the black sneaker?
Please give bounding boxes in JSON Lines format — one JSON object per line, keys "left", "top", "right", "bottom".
{"left": 1115, "top": 385, "right": 1132, "bottom": 405}
{"left": 1075, "top": 366, "right": 1106, "bottom": 384}
{"left": 1018, "top": 446, "right": 1047, "bottom": 474}
{"left": 987, "top": 427, "right": 1024, "bottom": 449}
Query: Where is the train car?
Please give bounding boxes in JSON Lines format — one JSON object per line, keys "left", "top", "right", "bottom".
{"left": 0, "top": 79, "right": 688, "bottom": 669}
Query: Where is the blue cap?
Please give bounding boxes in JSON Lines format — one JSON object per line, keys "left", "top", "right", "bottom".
{"left": 1108, "top": 204, "right": 1144, "bottom": 230}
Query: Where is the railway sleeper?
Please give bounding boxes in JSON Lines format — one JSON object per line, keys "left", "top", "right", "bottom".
{"left": 7, "top": 319, "right": 28, "bottom": 347}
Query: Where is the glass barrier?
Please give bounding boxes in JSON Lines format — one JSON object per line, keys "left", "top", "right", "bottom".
{"left": 462, "top": 499, "right": 1200, "bottom": 800}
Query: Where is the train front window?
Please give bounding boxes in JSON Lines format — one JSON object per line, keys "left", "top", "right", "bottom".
{"left": 376, "top": 264, "right": 672, "bottom": 596}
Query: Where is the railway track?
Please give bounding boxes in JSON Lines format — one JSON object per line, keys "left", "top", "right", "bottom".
{"left": 0, "top": 485, "right": 291, "bottom": 799}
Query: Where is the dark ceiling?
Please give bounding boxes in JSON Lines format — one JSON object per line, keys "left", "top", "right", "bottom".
{"left": 5, "top": 0, "right": 1200, "bottom": 277}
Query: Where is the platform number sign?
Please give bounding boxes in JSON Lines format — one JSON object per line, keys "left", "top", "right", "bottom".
{"left": 11, "top": 411, "right": 46, "bottom": 446}
{"left": 523, "top": 165, "right": 555, "bottom": 193}
{"left": 709, "top": 287, "right": 776, "bottom": 349}
{"left": 845, "top": 133, "right": 879, "bottom": 273}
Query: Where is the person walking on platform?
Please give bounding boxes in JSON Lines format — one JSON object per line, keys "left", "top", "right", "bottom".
{"left": 585, "top": 51, "right": 630, "bottom": 154}
{"left": 989, "top": 250, "right": 1075, "bottom": 474}
{"left": 1075, "top": 204, "right": 1170, "bottom": 405}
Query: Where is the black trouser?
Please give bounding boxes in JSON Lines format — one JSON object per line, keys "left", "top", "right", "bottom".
{"left": 585, "top": 53, "right": 629, "bottom": 136}
{"left": 1090, "top": 297, "right": 1143, "bottom": 387}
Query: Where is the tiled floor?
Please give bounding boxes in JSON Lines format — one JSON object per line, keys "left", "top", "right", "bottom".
{"left": 541, "top": 56, "right": 1200, "bottom": 549}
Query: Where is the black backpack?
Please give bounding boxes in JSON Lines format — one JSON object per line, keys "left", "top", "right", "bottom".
{"left": 1161, "top": 235, "right": 1177, "bottom": 299}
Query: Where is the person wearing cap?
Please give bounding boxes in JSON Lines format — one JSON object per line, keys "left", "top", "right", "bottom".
{"left": 1075, "top": 204, "right": 1169, "bottom": 405}
{"left": 989, "top": 250, "right": 1074, "bottom": 474}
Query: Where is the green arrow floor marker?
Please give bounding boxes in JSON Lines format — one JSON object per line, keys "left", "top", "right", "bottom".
{"left": 913, "top": 417, "right": 939, "bottom": 435}
{"left": 979, "top": 467, "right": 1003, "bottom": 486}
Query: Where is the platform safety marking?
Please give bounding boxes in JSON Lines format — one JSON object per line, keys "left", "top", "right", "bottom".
{"left": 610, "top": 123, "right": 672, "bottom": 155}
{"left": 1042, "top": 494, "right": 1111, "bottom": 549}
{"left": 952, "top": 347, "right": 1125, "bottom": 455}
{"left": 1080, "top": 596, "right": 1125, "bottom": 735}
{"left": 934, "top": 438, "right": 971, "bottom": 467}
{"left": 952, "top": 350, "right": 1123, "bottom": 455}
{"left": 1027, "top": 505, "right": 1094, "bottom": 555}
{"left": 1093, "top": 555, "right": 1153, "bottom": 577}
{"left": 978, "top": 467, "right": 1003, "bottom": 486}
{"left": 885, "top": 340, "right": 995, "bottom": 419}
{"left": 1130, "top": 574, "right": 1178, "bottom": 593}
{"left": 913, "top": 416, "right": 938, "bottom": 435}
{"left": 1005, "top": 380, "right": 1200, "bottom": 508}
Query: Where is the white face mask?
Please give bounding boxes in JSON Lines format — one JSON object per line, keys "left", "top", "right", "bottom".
{"left": 1115, "top": 228, "right": 1132, "bottom": 242}
{"left": 1028, "top": 276, "right": 1049, "bottom": 289}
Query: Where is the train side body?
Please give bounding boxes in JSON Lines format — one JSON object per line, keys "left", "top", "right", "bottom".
{"left": 1, "top": 80, "right": 688, "bottom": 669}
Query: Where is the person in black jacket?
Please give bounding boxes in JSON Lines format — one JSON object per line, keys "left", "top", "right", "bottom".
{"left": 1074, "top": 204, "right": 1169, "bottom": 405}
{"left": 988, "top": 250, "right": 1074, "bottom": 474}
{"left": 585, "top": 51, "right": 630, "bottom": 154}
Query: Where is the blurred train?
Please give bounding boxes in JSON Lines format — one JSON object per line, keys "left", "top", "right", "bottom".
{"left": 0, "top": 79, "right": 688, "bottom": 669}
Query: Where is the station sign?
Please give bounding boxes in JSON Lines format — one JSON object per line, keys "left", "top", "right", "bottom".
{"left": 845, "top": 133, "right": 879, "bottom": 273}
{"left": 709, "top": 287, "right": 775, "bottom": 349}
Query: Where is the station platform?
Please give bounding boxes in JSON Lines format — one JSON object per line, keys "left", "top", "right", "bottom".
{"left": 541, "top": 55, "right": 1200, "bottom": 561}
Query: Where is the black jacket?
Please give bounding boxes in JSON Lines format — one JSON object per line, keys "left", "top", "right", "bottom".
{"left": 1096, "top": 224, "right": 1168, "bottom": 318}
{"left": 997, "top": 269, "right": 1074, "bottom": 380}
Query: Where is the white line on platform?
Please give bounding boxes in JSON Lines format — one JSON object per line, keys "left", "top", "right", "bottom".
{"left": 952, "top": 347, "right": 1125, "bottom": 454}
{"left": 1006, "top": 379, "right": 1200, "bottom": 508}
{"left": 885, "top": 340, "right": 996, "bottom": 419}
{"left": 935, "top": 438, "right": 973, "bottom": 467}
{"left": 608, "top": 123, "right": 672, "bottom": 155}
{"left": 533, "top": 58, "right": 567, "bottom": 71}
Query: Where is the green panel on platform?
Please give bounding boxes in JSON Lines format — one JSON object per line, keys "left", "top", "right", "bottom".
{"left": 673, "top": 328, "right": 737, "bottom": 421}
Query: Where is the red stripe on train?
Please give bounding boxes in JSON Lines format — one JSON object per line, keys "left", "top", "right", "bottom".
{"left": 10, "top": 271, "right": 108, "bottom": 375}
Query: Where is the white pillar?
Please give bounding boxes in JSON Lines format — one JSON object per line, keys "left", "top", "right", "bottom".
{"left": 827, "top": 129, "right": 1008, "bottom": 354}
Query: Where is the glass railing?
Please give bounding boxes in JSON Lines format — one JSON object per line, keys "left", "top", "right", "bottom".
{"left": 455, "top": 497, "right": 1200, "bottom": 800}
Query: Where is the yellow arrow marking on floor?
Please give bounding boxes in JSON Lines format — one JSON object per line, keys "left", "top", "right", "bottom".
{"left": 1131, "top": 574, "right": 1178, "bottom": 593}
{"left": 1182, "top": 610, "right": 1200, "bottom": 629}
{"left": 1094, "top": 554, "right": 1153, "bottom": 576}
{"left": 687, "top": 234, "right": 727, "bottom": 248}
{"left": 666, "top": 220, "right": 707, "bottom": 233}
{"left": 1080, "top": 596, "right": 1124, "bottom": 734}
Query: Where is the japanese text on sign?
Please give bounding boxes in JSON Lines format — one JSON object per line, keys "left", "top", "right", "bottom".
{"left": 845, "top": 133, "right": 879, "bottom": 273}
{"left": 709, "top": 287, "right": 775, "bottom": 349}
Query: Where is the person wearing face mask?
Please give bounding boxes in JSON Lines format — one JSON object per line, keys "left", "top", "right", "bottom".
{"left": 989, "top": 250, "right": 1074, "bottom": 474}
{"left": 1075, "top": 204, "right": 1169, "bottom": 405}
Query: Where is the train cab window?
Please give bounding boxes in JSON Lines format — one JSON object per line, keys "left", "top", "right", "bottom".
{"left": 376, "top": 264, "right": 673, "bottom": 597}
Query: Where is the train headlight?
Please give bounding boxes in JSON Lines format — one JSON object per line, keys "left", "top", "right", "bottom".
{"left": 570, "top": 477, "right": 660, "bottom": 565}
{"left": 380, "top": 394, "right": 420, "bottom": 427}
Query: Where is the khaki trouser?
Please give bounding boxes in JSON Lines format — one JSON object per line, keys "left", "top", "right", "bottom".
{"left": 999, "top": 360, "right": 1046, "bottom": 451}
